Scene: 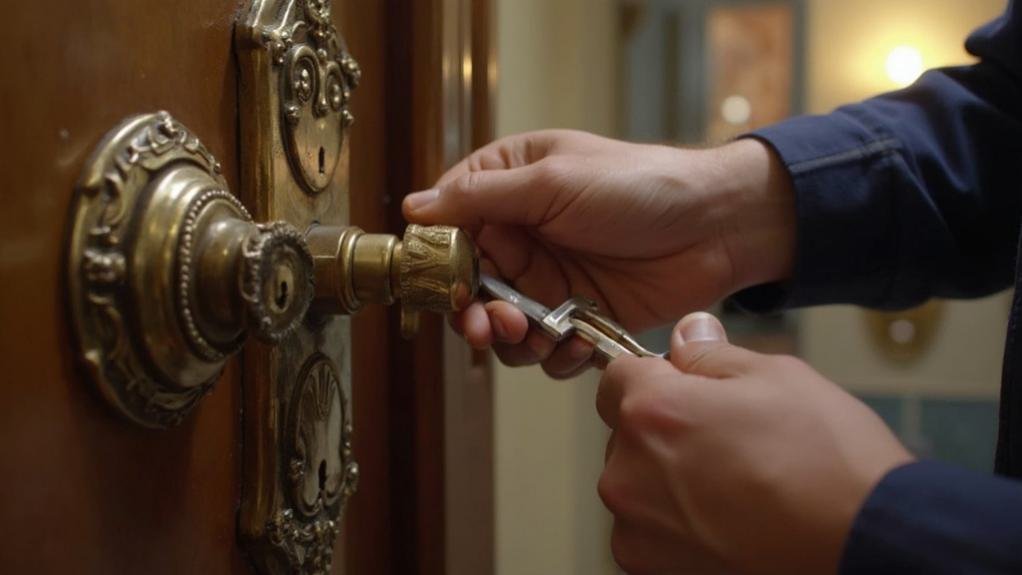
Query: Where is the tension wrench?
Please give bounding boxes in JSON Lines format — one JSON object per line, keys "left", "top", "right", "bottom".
{"left": 478, "top": 274, "right": 664, "bottom": 365}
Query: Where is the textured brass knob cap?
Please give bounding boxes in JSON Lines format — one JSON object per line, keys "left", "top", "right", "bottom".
{"left": 307, "top": 224, "right": 480, "bottom": 335}
{"left": 395, "top": 224, "right": 479, "bottom": 314}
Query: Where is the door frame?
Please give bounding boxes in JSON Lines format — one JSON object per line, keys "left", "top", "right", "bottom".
{"left": 342, "top": 0, "right": 496, "bottom": 572}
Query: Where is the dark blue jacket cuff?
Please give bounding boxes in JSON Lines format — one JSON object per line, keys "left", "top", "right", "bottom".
{"left": 732, "top": 110, "right": 906, "bottom": 313}
{"left": 730, "top": 33, "right": 1022, "bottom": 313}
{"left": 840, "top": 460, "right": 1022, "bottom": 574}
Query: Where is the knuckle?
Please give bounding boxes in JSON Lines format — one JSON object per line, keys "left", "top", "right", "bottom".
{"left": 546, "top": 128, "right": 594, "bottom": 145}
{"left": 617, "top": 393, "right": 658, "bottom": 433}
{"left": 597, "top": 471, "right": 626, "bottom": 516}
{"left": 619, "top": 383, "right": 692, "bottom": 437}
{"left": 464, "top": 150, "right": 486, "bottom": 171}
{"left": 534, "top": 128, "right": 578, "bottom": 142}
{"left": 466, "top": 147, "right": 502, "bottom": 171}
{"left": 535, "top": 156, "right": 570, "bottom": 182}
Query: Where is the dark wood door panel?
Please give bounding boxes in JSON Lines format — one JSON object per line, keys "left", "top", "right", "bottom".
{"left": 0, "top": 2, "right": 246, "bottom": 572}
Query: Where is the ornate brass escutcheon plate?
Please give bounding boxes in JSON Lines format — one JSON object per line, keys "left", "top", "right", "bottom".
{"left": 236, "top": 1, "right": 360, "bottom": 572}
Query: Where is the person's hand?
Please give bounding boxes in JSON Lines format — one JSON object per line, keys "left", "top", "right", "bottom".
{"left": 596, "top": 312, "right": 914, "bottom": 575}
{"left": 402, "top": 130, "right": 795, "bottom": 378}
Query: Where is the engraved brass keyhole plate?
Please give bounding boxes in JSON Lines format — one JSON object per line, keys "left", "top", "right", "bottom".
{"left": 236, "top": 2, "right": 361, "bottom": 572}
{"left": 287, "top": 354, "right": 358, "bottom": 518}
{"left": 250, "top": 0, "right": 360, "bottom": 195}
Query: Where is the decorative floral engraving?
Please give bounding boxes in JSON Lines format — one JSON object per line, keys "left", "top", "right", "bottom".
{"left": 75, "top": 111, "right": 224, "bottom": 428}
{"left": 399, "top": 225, "right": 459, "bottom": 312}
{"left": 83, "top": 112, "right": 219, "bottom": 261}
{"left": 120, "top": 112, "right": 221, "bottom": 175}
{"left": 82, "top": 249, "right": 125, "bottom": 286}
{"left": 257, "top": 0, "right": 361, "bottom": 193}
{"left": 286, "top": 356, "right": 359, "bottom": 516}
{"left": 269, "top": 355, "right": 358, "bottom": 574}
{"left": 266, "top": 509, "right": 338, "bottom": 575}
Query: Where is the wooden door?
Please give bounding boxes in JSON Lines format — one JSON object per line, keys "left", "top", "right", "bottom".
{"left": 0, "top": 1, "right": 493, "bottom": 573}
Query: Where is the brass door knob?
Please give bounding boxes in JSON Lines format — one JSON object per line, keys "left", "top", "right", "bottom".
{"left": 69, "top": 112, "right": 480, "bottom": 427}
{"left": 306, "top": 223, "right": 479, "bottom": 336}
{"left": 68, "top": 113, "right": 316, "bottom": 427}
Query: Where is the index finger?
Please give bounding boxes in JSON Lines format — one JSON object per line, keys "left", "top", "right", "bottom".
{"left": 435, "top": 132, "right": 556, "bottom": 188}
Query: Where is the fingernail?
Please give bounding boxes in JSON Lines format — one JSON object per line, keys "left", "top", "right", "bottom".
{"left": 490, "top": 312, "right": 509, "bottom": 341}
{"left": 404, "top": 189, "right": 439, "bottom": 211}
{"left": 680, "top": 312, "right": 726, "bottom": 343}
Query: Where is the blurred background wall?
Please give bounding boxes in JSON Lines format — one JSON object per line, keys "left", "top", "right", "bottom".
{"left": 494, "top": 3, "right": 620, "bottom": 574}
{"left": 492, "top": 1, "right": 1007, "bottom": 574}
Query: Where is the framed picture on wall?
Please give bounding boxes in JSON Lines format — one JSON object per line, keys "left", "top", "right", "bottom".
{"left": 621, "top": 0, "right": 805, "bottom": 144}
{"left": 703, "top": 1, "right": 804, "bottom": 141}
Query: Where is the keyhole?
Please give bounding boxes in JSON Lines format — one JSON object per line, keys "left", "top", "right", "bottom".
{"left": 275, "top": 280, "right": 289, "bottom": 310}
{"left": 318, "top": 459, "right": 328, "bottom": 491}
{"left": 318, "top": 146, "right": 325, "bottom": 175}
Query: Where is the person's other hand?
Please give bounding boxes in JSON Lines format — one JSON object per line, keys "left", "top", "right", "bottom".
{"left": 402, "top": 130, "right": 795, "bottom": 378}
{"left": 596, "top": 312, "right": 914, "bottom": 574}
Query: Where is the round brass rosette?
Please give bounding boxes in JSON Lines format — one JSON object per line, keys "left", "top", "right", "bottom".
{"left": 68, "top": 112, "right": 313, "bottom": 428}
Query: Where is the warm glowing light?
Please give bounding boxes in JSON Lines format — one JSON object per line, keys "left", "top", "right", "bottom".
{"left": 889, "top": 319, "right": 917, "bottom": 345}
{"left": 720, "top": 95, "right": 752, "bottom": 125}
{"left": 885, "top": 45, "right": 924, "bottom": 87}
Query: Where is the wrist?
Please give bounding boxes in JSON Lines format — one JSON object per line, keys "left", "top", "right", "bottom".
{"left": 703, "top": 138, "right": 796, "bottom": 293}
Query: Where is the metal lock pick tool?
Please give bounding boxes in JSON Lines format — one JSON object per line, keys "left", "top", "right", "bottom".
{"left": 479, "top": 274, "right": 664, "bottom": 364}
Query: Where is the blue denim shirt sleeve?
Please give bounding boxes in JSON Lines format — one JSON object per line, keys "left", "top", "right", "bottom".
{"left": 840, "top": 461, "right": 1022, "bottom": 574}
{"left": 734, "top": 2, "right": 1022, "bottom": 312}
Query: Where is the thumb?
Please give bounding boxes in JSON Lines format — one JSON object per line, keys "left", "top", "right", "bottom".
{"left": 402, "top": 164, "right": 550, "bottom": 230}
{"left": 669, "top": 312, "right": 755, "bottom": 378}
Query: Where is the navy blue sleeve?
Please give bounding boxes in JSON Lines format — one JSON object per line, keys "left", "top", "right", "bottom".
{"left": 840, "top": 461, "right": 1022, "bottom": 574}
{"left": 735, "top": 3, "right": 1022, "bottom": 311}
